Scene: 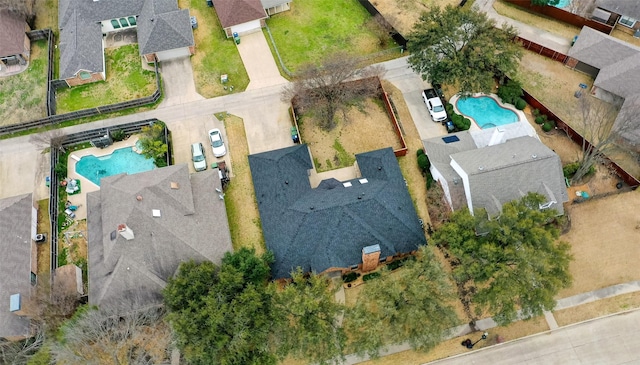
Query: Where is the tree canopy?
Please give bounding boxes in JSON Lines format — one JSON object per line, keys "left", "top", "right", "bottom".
{"left": 407, "top": 5, "right": 522, "bottom": 94}
{"left": 432, "top": 193, "right": 573, "bottom": 325}
{"left": 344, "top": 246, "right": 459, "bottom": 358}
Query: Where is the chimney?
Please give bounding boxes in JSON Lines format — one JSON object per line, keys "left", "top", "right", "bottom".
{"left": 361, "top": 244, "right": 381, "bottom": 272}
{"left": 9, "top": 294, "right": 27, "bottom": 317}
{"left": 488, "top": 127, "right": 505, "bottom": 146}
{"left": 117, "top": 224, "right": 135, "bottom": 240}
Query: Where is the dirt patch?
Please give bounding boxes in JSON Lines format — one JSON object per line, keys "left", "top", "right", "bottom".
{"left": 299, "top": 98, "right": 403, "bottom": 172}
{"left": 372, "top": 0, "right": 463, "bottom": 36}
{"left": 222, "top": 114, "right": 265, "bottom": 253}
{"left": 554, "top": 292, "right": 640, "bottom": 327}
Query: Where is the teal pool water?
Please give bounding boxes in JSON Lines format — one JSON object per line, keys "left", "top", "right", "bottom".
{"left": 456, "top": 96, "right": 519, "bottom": 129}
{"left": 75, "top": 147, "right": 155, "bottom": 186}
{"left": 554, "top": 0, "right": 570, "bottom": 8}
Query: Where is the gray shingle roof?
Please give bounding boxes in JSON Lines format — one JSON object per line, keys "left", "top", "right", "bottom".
{"left": 87, "top": 165, "right": 233, "bottom": 308}
{"left": 212, "top": 0, "right": 267, "bottom": 29}
{"left": 595, "top": 0, "right": 640, "bottom": 20}
{"left": 58, "top": 0, "right": 194, "bottom": 79}
{"left": 568, "top": 27, "right": 640, "bottom": 70}
{"left": 0, "top": 10, "right": 27, "bottom": 58}
{"left": 261, "top": 0, "right": 289, "bottom": 8}
{"left": 0, "top": 194, "right": 32, "bottom": 339}
{"left": 249, "top": 145, "right": 426, "bottom": 279}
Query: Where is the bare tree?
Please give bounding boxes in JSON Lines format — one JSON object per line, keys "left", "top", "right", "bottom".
{"left": 0, "top": 323, "right": 45, "bottom": 365}
{"left": 29, "top": 129, "right": 67, "bottom": 152}
{"left": 282, "top": 52, "right": 385, "bottom": 130}
{"left": 50, "top": 303, "right": 172, "bottom": 365}
{"left": 567, "top": 96, "right": 637, "bottom": 182}
{"left": 568, "top": 0, "right": 596, "bottom": 17}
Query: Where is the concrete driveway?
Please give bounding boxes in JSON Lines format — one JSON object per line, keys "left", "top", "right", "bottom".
{"left": 0, "top": 137, "right": 42, "bottom": 200}
{"left": 158, "top": 57, "right": 204, "bottom": 108}
{"left": 236, "top": 32, "right": 289, "bottom": 91}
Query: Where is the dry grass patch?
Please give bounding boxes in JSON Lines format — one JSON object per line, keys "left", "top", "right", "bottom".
{"left": 373, "top": 0, "right": 464, "bottom": 35}
{"left": 493, "top": 0, "right": 580, "bottom": 39}
{"left": 222, "top": 114, "right": 265, "bottom": 253}
{"left": 36, "top": 199, "right": 51, "bottom": 274}
{"left": 558, "top": 190, "right": 640, "bottom": 297}
{"left": 554, "top": 292, "right": 640, "bottom": 327}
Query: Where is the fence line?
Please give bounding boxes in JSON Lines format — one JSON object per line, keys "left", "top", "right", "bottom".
{"left": 516, "top": 36, "right": 568, "bottom": 63}
{"left": 264, "top": 24, "right": 293, "bottom": 77}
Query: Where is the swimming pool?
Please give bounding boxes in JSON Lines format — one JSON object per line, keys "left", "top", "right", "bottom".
{"left": 75, "top": 147, "right": 156, "bottom": 186}
{"left": 455, "top": 96, "right": 519, "bottom": 129}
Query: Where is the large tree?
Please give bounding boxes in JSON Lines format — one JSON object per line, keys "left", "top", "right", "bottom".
{"left": 432, "top": 193, "right": 572, "bottom": 325}
{"left": 344, "top": 246, "right": 459, "bottom": 358}
{"left": 407, "top": 5, "right": 522, "bottom": 94}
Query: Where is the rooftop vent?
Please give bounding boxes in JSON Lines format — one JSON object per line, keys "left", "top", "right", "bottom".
{"left": 117, "top": 224, "right": 135, "bottom": 240}
{"left": 170, "top": 182, "right": 179, "bottom": 189}
{"left": 532, "top": 154, "right": 538, "bottom": 159}
{"left": 152, "top": 209, "right": 161, "bottom": 217}
{"left": 359, "top": 178, "right": 368, "bottom": 184}
{"left": 136, "top": 195, "right": 143, "bottom": 201}
{"left": 343, "top": 182, "right": 352, "bottom": 188}
{"left": 478, "top": 166, "right": 484, "bottom": 171}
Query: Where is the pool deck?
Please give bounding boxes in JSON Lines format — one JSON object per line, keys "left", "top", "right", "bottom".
{"left": 65, "top": 136, "right": 141, "bottom": 221}
{"left": 449, "top": 93, "right": 528, "bottom": 131}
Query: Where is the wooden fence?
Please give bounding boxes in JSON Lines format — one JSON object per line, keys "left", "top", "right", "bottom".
{"left": 517, "top": 36, "right": 568, "bottom": 63}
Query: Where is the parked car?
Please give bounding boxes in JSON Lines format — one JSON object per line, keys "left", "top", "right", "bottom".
{"left": 208, "top": 128, "right": 227, "bottom": 157}
{"left": 422, "top": 88, "right": 447, "bottom": 123}
{"left": 191, "top": 142, "right": 207, "bottom": 172}
{"left": 445, "top": 120, "right": 455, "bottom": 133}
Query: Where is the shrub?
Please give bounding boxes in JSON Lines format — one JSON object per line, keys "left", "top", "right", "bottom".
{"left": 461, "top": 117, "right": 471, "bottom": 130}
{"left": 363, "top": 272, "right": 381, "bottom": 281}
{"left": 497, "top": 79, "right": 523, "bottom": 104}
{"left": 535, "top": 116, "right": 545, "bottom": 124}
{"left": 426, "top": 172, "right": 434, "bottom": 190}
{"left": 54, "top": 161, "right": 68, "bottom": 179}
{"left": 547, "top": 120, "right": 556, "bottom": 128}
{"left": 542, "top": 122, "right": 553, "bottom": 132}
{"left": 445, "top": 103, "right": 454, "bottom": 115}
{"left": 563, "top": 162, "right": 580, "bottom": 178}
{"left": 417, "top": 154, "right": 430, "bottom": 172}
{"left": 515, "top": 98, "right": 527, "bottom": 110}
{"left": 342, "top": 272, "right": 360, "bottom": 283}
{"left": 532, "top": 108, "right": 541, "bottom": 117}
{"left": 110, "top": 129, "right": 126, "bottom": 142}
{"left": 387, "top": 260, "right": 404, "bottom": 271}
{"left": 416, "top": 148, "right": 425, "bottom": 157}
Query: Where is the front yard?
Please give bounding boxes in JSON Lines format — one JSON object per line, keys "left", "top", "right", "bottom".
{"left": 179, "top": 0, "right": 249, "bottom": 98}
{"left": 55, "top": 45, "right": 156, "bottom": 113}
{"left": 0, "top": 40, "right": 48, "bottom": 126}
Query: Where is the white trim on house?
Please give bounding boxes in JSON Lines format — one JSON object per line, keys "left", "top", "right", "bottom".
{"left": 450, "top": 158, "right": 472, "bottom": 213}
{"left": 230, "top": 20, "right": 261, "bottom": 35}
{"left": 155, "top": 47, "right": 191, "bottom": 61}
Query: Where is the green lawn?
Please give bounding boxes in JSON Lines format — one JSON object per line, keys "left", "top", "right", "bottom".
{"left": 0, "top": 40, "right": 48, "bottom": 126}
{"left": 179, "top": 0, "right": 249, "bottom": 98}
{"left": 56, "top": 44, "right": 156, "bottom": 113}
{"left": 266, "top": 0, "right": 398, "bottom": 72}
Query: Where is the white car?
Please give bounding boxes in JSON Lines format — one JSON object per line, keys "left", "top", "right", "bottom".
{"left": 191, "top": 142, "right": 207, "bottom": 172}
{"left": 208, "top": 129, "right": 227, "bottom": 157}
{"left": 422, "top": 88, "right": 448, "bottom": 123}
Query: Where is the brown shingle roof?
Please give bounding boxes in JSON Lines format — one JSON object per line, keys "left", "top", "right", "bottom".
{"left": 0, "top": 10, "right": 28, "bottom": 58}
{"left": 212, "top": 0, "right": 267, "bottom": 28}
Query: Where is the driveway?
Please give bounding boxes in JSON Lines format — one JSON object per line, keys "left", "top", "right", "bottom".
{"left": 158, "top": 57, "right": 204, "bottom": 108}
{"left": 235, "top": 32, "right": 289, "bottom": 91}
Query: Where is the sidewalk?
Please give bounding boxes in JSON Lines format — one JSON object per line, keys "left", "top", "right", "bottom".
{"left": 474, "top": 0, "right": 572, "bottom": 54}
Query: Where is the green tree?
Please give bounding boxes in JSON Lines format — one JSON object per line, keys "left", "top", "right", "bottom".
{"left": 138, "top": 121, "right": 168, "bottom": 165}
{"left": 496, "top": 79, "right": 524, "bottom": 105}
{"left": 164, "top": 250, "right": 280, "bottom": 365}
{"left": 344, "top": 246, "right": 459, "bottom": 358}
{"left": 407, "top": 5, "right": 522, "bottom": 94}
{"left": 432, "top": 193, "right": 573, "bottom": 325}
{"left": 273, "top": 269, "right": 347, "bottom": 364}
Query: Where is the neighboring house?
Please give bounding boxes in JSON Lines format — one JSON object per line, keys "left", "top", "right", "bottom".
{"left": 593, "top": 0, "right": 640, "bottom": 32}
{"left": 0, "top": 194, "right": 37, "bottom": 341}
{"left": 566, "top": 26, "right": 640, "bottom": 152}
{"left": 0, "top": 10, "right": 30, "bottom": 70}
{"left": 249, "top": 145, "right": 426, "bottom": 279}
{"left": 87, "top": 164, "right": 233, "bottom": 309}
{"left": 423, "top": 124, "right": 568, "bottom": 217}
{"left": 58, "top": 0, "right": 195, "bottom": 86}
{"left": 211, "top": 0, "right": 291, "bottom": 37}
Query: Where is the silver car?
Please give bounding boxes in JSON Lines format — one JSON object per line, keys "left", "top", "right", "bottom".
{"left": 191, "top": 142, "right": 207, "bottom": 171}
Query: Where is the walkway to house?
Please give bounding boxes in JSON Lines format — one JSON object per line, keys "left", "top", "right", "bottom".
{"left": 235, "top": 31, "right": 289, "bottom": 91}
{"left": 474, "top": 0, "right": 572, "bottom": 54}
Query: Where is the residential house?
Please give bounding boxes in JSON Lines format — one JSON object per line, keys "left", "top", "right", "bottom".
{"left": 211, "top": 0, "right": 291, "bottom": 37}
{"left": 58, "top": 0, "right": 195, "bottom": 86}
{"left": 249, "top": 145, "right": 426, "bottom": 279}
{"left": 423, "top": 124, "right": 568, "bottom": 217}
{"left": 0, "top": 10, "right": 30, "bottom": 70}
{"left": 0, "top": 194, "right": 37, "bottom": 341}
{"left": 87, "top": 164, "right": 233, "bottom": 309}
{"left": 566, "top": 26, "right": 640, "bottom": 152}
{"left": 593, "top": 0, "right": 640, "bottom": 33}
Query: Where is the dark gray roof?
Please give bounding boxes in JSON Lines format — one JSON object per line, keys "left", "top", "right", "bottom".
{"left": 87, "top": 164, "right": 232, "bottom": 308}
{"left": 0, "top": 10, "right": 27, "bottom": 58}
{"left": 249, "top": 145, "right": 426, "bottom": 279}
{"left": 568, "top": 27, "right": 640, "bottom": 70}
{"left": 0, "top": 194, "right": 32, "bottom": 339}
{"left": 596, "top": 0, "right": 640, "bottom": 19}
{"left": 58, "top": 0, "right": 194, "bottom": 79}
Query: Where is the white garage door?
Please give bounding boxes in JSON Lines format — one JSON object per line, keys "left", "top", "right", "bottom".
{"left": 230, "top": 20, "right": 261, "bottom": 35}
{"left": 156, "top": 48, "right": 191, "bottom": 61}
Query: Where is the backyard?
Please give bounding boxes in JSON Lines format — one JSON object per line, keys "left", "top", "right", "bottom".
{"left": 492, "top": 0, "right": 580, "bottom": 39}
{"left": 179, "top": 0, "right": 249, "bottom": 98}
{"left": 266, "top": 0, "right": 399, "bottom": 73}
{"left": 0, "top": 40, "right": 48, "bottom": 126}
{"left": 373, "top": 0, "right": 472, "bottom": 35}
{"left": 55, "top": 45, "right": 157, "bottom": 113}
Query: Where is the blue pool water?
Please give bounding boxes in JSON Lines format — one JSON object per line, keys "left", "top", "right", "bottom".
{"left": 554, "top": 0, "right": 570, "bottom": 8}
{"left": 456, "top": 96, "right": 519, "bottom": 129}
{"left": 75, "top": 147, "right": 155, "bottom": 186}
